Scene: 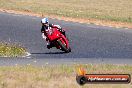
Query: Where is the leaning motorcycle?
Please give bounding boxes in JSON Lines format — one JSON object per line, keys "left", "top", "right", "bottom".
{"left": 45, "top": 28, "right": 71, "bottom": 53}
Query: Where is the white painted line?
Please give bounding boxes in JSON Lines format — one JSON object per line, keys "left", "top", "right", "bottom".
{"left": 0, "top": 52, "right": 31, "bottom": 58}
{"left": 26, "top": 52, "right": 31, "bottom": 56}
{"left": 22, "top": 52, "right": 31, "bottom": 58}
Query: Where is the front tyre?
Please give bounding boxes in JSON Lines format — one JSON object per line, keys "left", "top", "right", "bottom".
{"left": 57, "top": 40, "right": 70, "bottom": 53}
{"left": 68, "top": 47, "right": 71, "bottom": 52}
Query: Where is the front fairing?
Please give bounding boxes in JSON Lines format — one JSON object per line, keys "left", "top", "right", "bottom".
{"left": 46, "top": 28, "right": 61, "bottom": 41}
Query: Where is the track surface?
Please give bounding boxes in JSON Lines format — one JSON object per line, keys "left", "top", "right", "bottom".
{"left": 0, "top": 12, "right": 132, "bottom": 66}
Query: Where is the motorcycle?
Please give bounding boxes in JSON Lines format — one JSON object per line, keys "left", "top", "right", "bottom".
{"left": 45, "top": 28, "right": 71, "bottom": 53}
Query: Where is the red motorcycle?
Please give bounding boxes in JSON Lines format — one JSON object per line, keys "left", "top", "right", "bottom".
{"left": 45, "top": 28, "right": 71, "bottom": 53}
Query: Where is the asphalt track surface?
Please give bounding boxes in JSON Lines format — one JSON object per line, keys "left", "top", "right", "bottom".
{"left": 0, "top": 12, "right": 132, "bottom": 66}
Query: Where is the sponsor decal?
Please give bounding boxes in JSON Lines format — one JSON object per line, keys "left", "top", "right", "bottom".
{"left": 76, "top": 68, "right": 131, "bottom": 85}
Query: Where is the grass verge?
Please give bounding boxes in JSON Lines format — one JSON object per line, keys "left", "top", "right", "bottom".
{"left": 0, "top": 64, "right": 131, "bottom": 88}
{"left": 0, "top": 0, "right": 132, "bottom": 28}
{"left": 0, "top": 42, "right": 27, "bottom": 57}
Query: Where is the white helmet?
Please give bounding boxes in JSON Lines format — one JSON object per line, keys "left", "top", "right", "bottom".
{"left": 41, "top": 18, "right": 49, "bottom": 24}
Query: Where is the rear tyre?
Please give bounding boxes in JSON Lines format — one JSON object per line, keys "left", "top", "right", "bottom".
{"left": 57, "top": 40, "right": 70, "bottom": 53}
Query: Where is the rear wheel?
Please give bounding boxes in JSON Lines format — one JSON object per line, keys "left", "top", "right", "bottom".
{"left": 57, "top": 40, "right": 70, "bottom": 53}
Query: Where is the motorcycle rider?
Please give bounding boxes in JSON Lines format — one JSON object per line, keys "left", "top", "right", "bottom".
{"left": 41, "top": 17, "right": 66, "bottom": 49}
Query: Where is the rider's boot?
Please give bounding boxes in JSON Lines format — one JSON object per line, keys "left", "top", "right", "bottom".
{"left": 47, "top": 42, "right": 52, "bottom": 49}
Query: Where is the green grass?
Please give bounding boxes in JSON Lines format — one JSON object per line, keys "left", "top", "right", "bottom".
{"left": 0, "top": 43, "right": 27, "bottom": 57}
{"left": 0, "top": 0, "right": 132, "bottom": 23}
{"left": 0, "top": 64, "right": 131, "bottom": 88}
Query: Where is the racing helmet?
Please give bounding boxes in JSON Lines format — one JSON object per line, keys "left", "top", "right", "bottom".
{"left": 41, "top": 18, "right": 49, "bottom": 24}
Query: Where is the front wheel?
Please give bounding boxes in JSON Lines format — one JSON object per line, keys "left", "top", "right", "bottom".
{"left": 57, "top": 40, "right": 71, "bottom": 53}
{"left": 68, "top": 47, "right": 71, "bottom": 52}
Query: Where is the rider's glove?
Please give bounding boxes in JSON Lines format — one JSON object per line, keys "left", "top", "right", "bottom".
{"left": 42, "top": 33, "right": 46, "bottom": 39}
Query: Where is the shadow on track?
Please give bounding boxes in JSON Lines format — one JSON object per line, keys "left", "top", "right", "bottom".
{"left": 31, "top": 52, "right": 66, "bottom": 55}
